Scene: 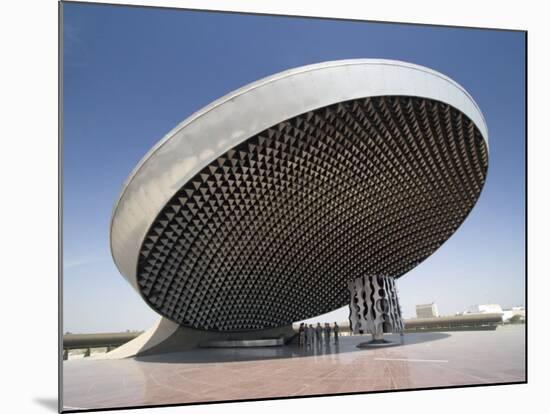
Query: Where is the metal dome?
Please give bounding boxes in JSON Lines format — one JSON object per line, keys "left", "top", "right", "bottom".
{"left": 110, "top": 59, "right": 488, "bottom": 331}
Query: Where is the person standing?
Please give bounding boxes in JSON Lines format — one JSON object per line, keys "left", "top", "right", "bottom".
{"left": 315, "top": 322, "right": 323, "bottom": 344}
{"left": 298, "top": 323, "right": 305, "bottom": 347}
{"left": 307, "top": 324, "right": 315, "bottom": 347}
{"left": 333, "top": 322, "right": 340, "bottom": 343}
{"left": 324, "top": 322, "right": 331, "bottom": 344}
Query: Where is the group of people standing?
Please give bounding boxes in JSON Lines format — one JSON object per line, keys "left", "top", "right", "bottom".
{"left": 298, "top": 322, "right": 339, "bottom": 347}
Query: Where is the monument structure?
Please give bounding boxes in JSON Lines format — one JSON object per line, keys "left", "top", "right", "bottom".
{"left": 108, "top": 59, "right": 488, "bottom": 357}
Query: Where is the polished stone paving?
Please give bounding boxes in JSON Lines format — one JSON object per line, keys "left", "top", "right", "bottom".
{"left": 62, "top": 326, "right": 525, "bottom": 411}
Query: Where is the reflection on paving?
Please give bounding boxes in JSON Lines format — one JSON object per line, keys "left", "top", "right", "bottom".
{"left": 63, "top": 326, "right": 525, "bottom": 411}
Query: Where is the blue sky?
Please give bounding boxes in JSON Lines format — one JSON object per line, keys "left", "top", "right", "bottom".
{"left": 62, "top": 3, "right": 525, "bottom": 333}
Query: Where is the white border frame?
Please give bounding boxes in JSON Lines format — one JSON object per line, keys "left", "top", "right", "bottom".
{"left": 1, "top": 1, "right": 543, "bottom": 414}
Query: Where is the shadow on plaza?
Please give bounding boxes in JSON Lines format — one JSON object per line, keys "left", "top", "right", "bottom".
{"left": 135, "top": 332, "right": 450, "bottom": 364}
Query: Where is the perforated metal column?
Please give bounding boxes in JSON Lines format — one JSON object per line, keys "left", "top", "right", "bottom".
{"left": 348, "top": 275, "right": 404, "bottom": 337}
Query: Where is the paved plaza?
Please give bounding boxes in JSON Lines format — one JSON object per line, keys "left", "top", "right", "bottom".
{"left": 63, "top": 326, "right": 525, "bottom": 411}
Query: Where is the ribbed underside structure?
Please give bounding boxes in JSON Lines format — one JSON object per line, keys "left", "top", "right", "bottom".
{"left": 136, "top": 95, "right": 488, "bottom": 332}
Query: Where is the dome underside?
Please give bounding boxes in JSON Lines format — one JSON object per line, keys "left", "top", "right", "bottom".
{"left": 136, "top": 95, "right": 488, "bottom": 332}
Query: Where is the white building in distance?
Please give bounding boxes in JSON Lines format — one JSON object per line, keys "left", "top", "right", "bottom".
{"left": 462, "top": 304, "right": 525, "bottom": 322}
{"left": 416, "top": 303, "right": 439, "bottom": 319}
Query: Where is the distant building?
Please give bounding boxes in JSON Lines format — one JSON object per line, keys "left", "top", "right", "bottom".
{"left": 461, "top": 304, "right": 525, "bottom": 323}
{"left": 503, "top": 306, "right": 525, "bottom": 322}
{"left": 477, "top": 304, "right": 503, "bottom": 314}
{"left": 416, "top": 303, "right": 439, "bottom": 318}
{"left": 511, "top": 306, "right": 525, "bottom": 316}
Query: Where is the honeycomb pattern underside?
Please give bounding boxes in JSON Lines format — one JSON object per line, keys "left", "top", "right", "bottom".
{"left": 137, "top": 96, "right": 488, "bottom": 332}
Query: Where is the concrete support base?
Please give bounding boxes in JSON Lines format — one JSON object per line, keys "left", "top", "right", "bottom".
{"left": 100, "top": 317, "right": 296, "bottom": 359}
{"left": 348, "top": 275, "right": 404, "bottom": 347}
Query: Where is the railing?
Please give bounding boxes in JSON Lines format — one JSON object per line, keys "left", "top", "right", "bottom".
{"left": 63, "top": 332, "right": 142, "bottom": 360}
{"left": 63, "top": 314, "right": 511, "bottom": 359}
{"left": 294, "top": 314, "right": 506, "bottom": 335}
{"left": 403, "top": 313, "right": 504, "bottom": 331}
